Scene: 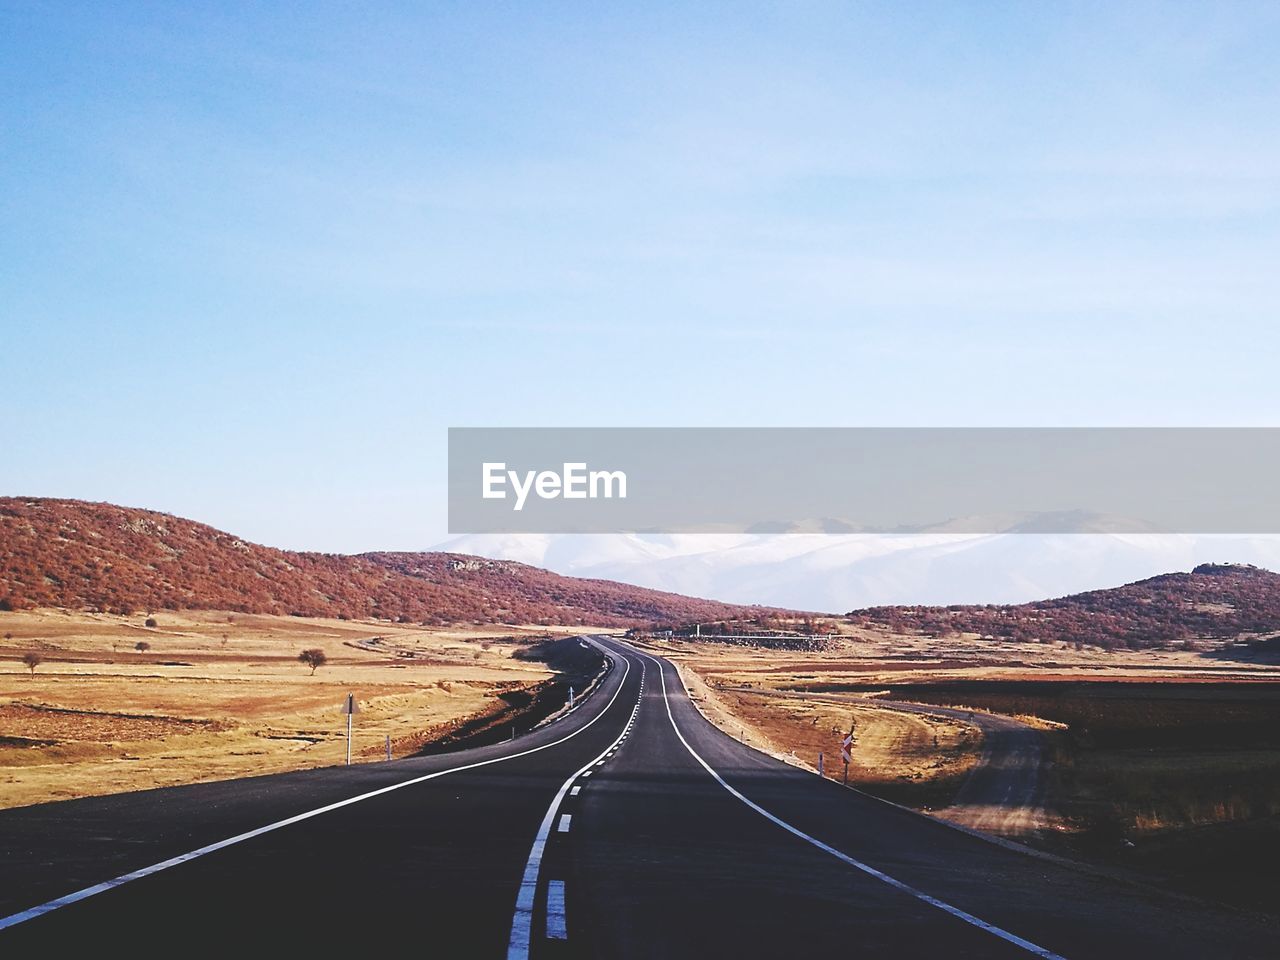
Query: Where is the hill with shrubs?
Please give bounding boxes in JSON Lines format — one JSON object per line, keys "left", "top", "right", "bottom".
{"left": 0, "top": 498, "right": 785, "bottom": 627}
{"left": 847, "top": 563, "right": 1280, "bottom": 650}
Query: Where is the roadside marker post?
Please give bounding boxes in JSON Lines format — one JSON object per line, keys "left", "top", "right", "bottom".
{"left": 841, "top": 731, "right": 854, "bottom": 785}
{"left": 569, "top": 685, "right": 575, "bottom": 709}
{"left": 341, "top": 692, "right": 360, "bottom": 765}
{"left": 385, "top": 734, "right": 391, "bottom": 761}
{"left": 818, "top": 752, "right": 824, "bottom": 778}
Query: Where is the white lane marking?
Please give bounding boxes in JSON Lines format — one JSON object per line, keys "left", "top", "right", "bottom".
{"left": 570, "top": 786, "right": 581, "bottom": 796}
{"left": 631, "top": 645, "right": 1068, "bottom": 960}
{"left": 558, "top": 814, "right": 572, "bottom": 833}
{"left": 546, "top": 880, "right": 568, "bottom": 940}
{"left": 507, "top": 652, "right": 644, "bottom": 960}
{"left": 0, "top": 646, "right": 632, "bottom": 934}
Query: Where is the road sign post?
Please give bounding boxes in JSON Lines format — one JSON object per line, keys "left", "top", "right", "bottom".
{"left": 341, "top": 692, "right": 360, "bottom": 765}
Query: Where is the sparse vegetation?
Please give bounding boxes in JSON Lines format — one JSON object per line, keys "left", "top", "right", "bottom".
{"left": 0, "top": 608, "right": 564, "bottom": 809}
{"left": 21, "top": 651, "right": 42, "bottom": 675}
{"left": 134, "top": 641, "right": 150, "bottom": 653}
{"left": 709, "top": 683, "right": 980, "bottom": 809}
{"left": 298, "top": 648, "right": 327, "bottom": 675}
{"left": 0, "top": 497, "right": 789, "bottom": 627}
{"left": 666, "top": 634, "right": 1280, "bottom": 914}
{"left": 846, "top": 564, "right": 1280, "bottom": 651}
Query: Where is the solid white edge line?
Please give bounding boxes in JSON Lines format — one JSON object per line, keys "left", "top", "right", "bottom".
{"left": 0, "top": 641, "right": 632, "bottom": 933}
{"left": 546, "top": 879, "right": 568, "bottom": 940}
{"left": 506, "top": 648, "right": 643, "bottom": 960}
{"left": 626, "top": 643, "right": 1068, "bottom": 960}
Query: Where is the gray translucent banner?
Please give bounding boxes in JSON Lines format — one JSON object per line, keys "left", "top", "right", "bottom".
{"left": 448, "top": 428, "right": 1280, "bottom": 534}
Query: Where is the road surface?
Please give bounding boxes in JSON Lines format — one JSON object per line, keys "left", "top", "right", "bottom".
{"left": 905, "top": 700, "right": 1048, "bottom": 835}
{"left": 0, "top": 636, "right": 1274, "bottom": 957}
{"left": 716, "top": 686, "right": 1049, "bottom": 836}
{"left": 846, "top": 695, "right": 1049, "bottom": 835}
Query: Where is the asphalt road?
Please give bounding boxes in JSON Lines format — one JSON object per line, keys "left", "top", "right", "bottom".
{"left": 717, "top": 686, "right": 1050, "bottom": 836}
{"left": 1, "top": 636, "right": 1275, "bottom": 957}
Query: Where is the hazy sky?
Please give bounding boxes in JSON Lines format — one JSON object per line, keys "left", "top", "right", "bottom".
{"left": 4, "top": 2, "right": 1280, "bottom": 552}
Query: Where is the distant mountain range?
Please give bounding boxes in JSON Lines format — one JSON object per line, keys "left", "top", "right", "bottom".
{"left": 436, "top": 530, "right": 1280, "bottom": 610}
{"left": 0, "top": 498, "right": 788, "bottom": 627}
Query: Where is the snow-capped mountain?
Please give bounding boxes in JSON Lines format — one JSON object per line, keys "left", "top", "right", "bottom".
{"left": 432, "top": 531, "right": 1280, "bottom": 612}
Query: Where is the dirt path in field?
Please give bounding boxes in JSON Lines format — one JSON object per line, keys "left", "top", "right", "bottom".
{"left": 869, "top": 699, "right": 1049, "bottom": 835}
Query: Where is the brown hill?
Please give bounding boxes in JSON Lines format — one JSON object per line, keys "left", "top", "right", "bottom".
{"left": 847, "top": 563, "right": 1280, "bottom": 650}
{"left": 0, "top": 498, "right": 785, "bottom": 628}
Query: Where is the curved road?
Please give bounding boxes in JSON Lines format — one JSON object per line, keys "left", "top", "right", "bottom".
{"left": 867, "top": 697, "right": 1049, "bottom": 835}
{"left": 717, "top": 686, "right": 1049, "bottom": 836}
{"left": 0, "top": 636, "right": 1274, "bottom": 957}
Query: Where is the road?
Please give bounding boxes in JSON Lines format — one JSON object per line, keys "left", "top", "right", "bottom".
{"left": 904, "top": 700, "right": 1048, "bottom": 835}
{"left": 716, "top": 686, "right": 1049, "bottom": 836}
{"left": 843, "top": 694, "right": 1049, "bottom": 836}
{"left": 1, "top": 636, "right": 1275, "bottom": 957}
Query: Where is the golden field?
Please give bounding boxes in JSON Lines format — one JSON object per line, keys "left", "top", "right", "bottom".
{"left": 644, "top": 627, "right": 1280, "bottom": 911}
{"left": 0, "top": 608, "right": 582, "bottom": 809}
{"left": 641, "top": 626, "right": 1280, "bottom": 816}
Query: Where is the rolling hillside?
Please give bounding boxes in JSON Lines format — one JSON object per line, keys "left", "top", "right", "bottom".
{"left": 438, "top": 530, "right": 1280, "bottom": 611}
{"left": 847, "top": 563, "right": 1280, "bottom": 650}
{"left": 0, "top": 498, "right": 785, "bottom": 627}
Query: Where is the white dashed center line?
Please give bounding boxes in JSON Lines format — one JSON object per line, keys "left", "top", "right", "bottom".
{"left": 546, "top": 880, "right": 568, "bottom": 940}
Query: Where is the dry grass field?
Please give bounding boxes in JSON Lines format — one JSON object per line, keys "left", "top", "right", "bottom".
{"left": 645, "top": 627, "right": 1280, "bottom": 909}
{"left": 709, "top": 682, "right": 980, "bottom": 808}
{"left": 0, "top": 608, "right": 593, "bottom": 809}
{"left": 645, "top": 626, "right": 1280, "bottom": 811}
{"left": 647, "top": 625, "right": 1280, "bottom": 797}
{"left": 672, "top": 654, "right": 981, "bottom": 807}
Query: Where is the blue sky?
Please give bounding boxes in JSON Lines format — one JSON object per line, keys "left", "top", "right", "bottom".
{"left": 4, "top": 2, "right": 1280, "bottom": 551}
